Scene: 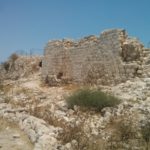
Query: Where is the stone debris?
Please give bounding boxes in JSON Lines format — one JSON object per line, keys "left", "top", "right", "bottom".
{"left": 0, "top": 55, "right": 42, "bottom": 80}
{"left": 0, "top": 103, "right": 62, "bottom": 150}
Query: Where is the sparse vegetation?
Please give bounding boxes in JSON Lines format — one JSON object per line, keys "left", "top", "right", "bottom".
{"left": 3, "top": 61, "right": 10, "bottom": 71}
{"left": 141, "top": 120, "right": 150, "bottom": 150}
{"left": 106, "top": 115, "right": 150, "bottom": 150}
{"left": 106, "top": 119, "right": 135, "bottom": 149}
{"left": 66, "top": 88, "right": 120, "bottom": 111}
{"left": 1, "top": 53, "right": 18, "bottom": 72}
{"left": 9, "top": 53, "right": 19, "bottom": 62}
{"left": 0, "top": 51, "right": 149, "bottom": 149}
{"left": 117, "top": 119, "right": 136, "bottom": 142}
{"left": 58, "top": 119, "right": 106, "bottom": 150}
{"left": 4, "top": 96, "right": 12, "bottom": 103}
{"left": 0, "top": 83, "right": 3, "bottom": 91}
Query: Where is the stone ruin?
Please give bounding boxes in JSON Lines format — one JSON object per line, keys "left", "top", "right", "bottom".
{"left": 42, "top": 29, "right": 150, "bottom": 85}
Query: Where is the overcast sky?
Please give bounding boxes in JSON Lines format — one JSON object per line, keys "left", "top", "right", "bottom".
{"left": 0, "top": 0, "right": 150, "bottom": 62}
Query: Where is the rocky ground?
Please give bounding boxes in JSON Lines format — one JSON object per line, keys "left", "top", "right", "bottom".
{"left": 0, "top": 55, "right": 150, "bottom": 150}
{"left": 0, "top": 118, "right": 33, "bottom": 150}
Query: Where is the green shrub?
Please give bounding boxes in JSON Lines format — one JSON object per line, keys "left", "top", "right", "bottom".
{"left": 66, "top": 88, "right": 120, "bottom": 111}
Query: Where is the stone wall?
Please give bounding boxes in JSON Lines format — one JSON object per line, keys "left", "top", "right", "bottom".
{"left": 42, "top": 29, "right": 149, "bottom": 85}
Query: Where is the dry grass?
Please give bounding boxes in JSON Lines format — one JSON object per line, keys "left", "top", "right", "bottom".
{"left": 9, "top": 53, "right": 19, "bottom": 62}
{"left": 141, "top": 120, "right": 150, "bottom": 150}
{"left": 0, "top": 82, "right": 14, "bottom": 94}
{"left": 116, "top": 118, "right": 136, "bottom": 142}
{"left": 58, "top": 120, "right": 106, "bottom": 150}
{"left": 0, "top": 84, "right": 3, "bottom": 91}
{"left": 105, "top": 114, "right": 150, "bottom": 150}
{"left": 62, "top": 84, "right": 81, "bottom": 91}
{"left": 0, "top": 83, "right": 14, "bottom": 104}
{"left": 1, "top": 79, "right": 149, "bottom": 150}
{"left": 0, "top": 117, "right": 18, "bottom": 131}
{"left": 2, "top": 62, "right": 10, "bottom": 71}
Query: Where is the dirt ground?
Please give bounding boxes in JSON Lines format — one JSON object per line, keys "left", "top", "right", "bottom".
{"left": 0, "top": 118, "right": 33, "bottom": 150}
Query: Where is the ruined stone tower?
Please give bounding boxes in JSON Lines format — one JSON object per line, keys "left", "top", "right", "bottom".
{"left": 42, "top": 29, "right": 147, "bottom": 85}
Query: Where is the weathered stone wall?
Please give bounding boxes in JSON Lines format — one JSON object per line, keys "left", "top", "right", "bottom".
{"left": 42, "top": 29, "right": 148, "bottom": 85}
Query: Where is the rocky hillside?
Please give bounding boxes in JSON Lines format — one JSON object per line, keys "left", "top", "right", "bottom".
{"left": 0, "top": 49, "right": 150, "bottom": 149}
{"left": 0, "top": 53, "right": 42, "bottom": 80}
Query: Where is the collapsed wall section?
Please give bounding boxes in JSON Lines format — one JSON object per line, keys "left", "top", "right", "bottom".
{"left": 0, "top": 55, "right": 42, "bottom": 80}
{"left": 42, "top": 29, "right": 145, "bottom": 85}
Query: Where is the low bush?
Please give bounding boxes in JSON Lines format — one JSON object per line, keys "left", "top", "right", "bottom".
{"left": 66, "top": 88, "right": 120, "bottom": 111}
